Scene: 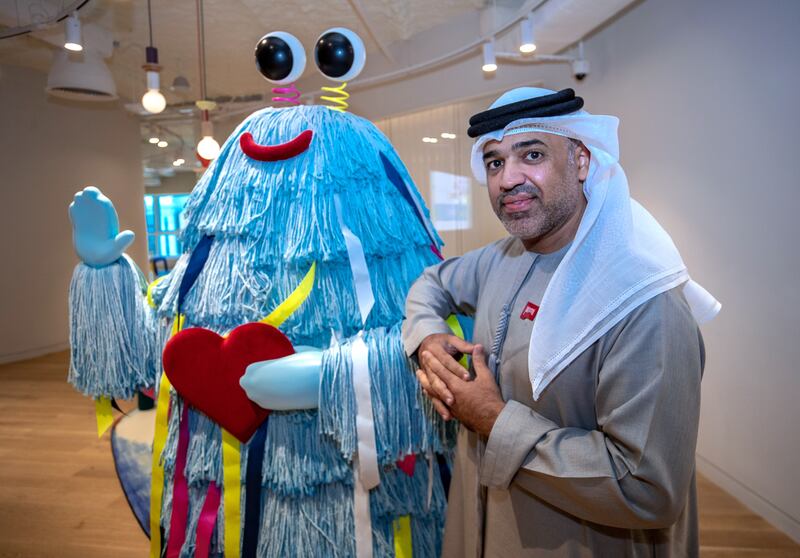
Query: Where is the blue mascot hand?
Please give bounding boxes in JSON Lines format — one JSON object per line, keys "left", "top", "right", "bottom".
{"left": 69, "top": 186, "right": 135, "bottom": 268}
{"left": 240, "top": 346, "right": 322, "bottom": 410}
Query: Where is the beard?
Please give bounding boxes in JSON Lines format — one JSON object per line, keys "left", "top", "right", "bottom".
{"left": 493, "top": 167, "right": 583, "bottom": 243}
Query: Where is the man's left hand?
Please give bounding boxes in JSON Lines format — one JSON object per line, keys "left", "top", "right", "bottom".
{"left": 430, "top": 344, "right": 505, "bottom": 437}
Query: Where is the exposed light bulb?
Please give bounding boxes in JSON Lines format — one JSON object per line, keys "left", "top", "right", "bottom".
{"left": 482, "top": 41, "right": 497, "bottom": 73}
{"left": 157, "top": 140, "right": 168, "bottom": 148}
{"left": 64, "top": 12, "right": 83, "bottom": 52}
{"left": 142, "top": 69, "right": 166, "bottom": 113}
{"left": 519, "top": 15, "right": 536, "bottom": 54}
{"left": 197, "top": 120, "right": 220, "bottom": 160}
{"left": 142, "top": 89, "right": 166, "bottom": 114}
{"left": 197, "top": 136, "right": 220, "bottom": 160}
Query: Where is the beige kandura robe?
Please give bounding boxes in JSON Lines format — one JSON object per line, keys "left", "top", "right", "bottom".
{"left": 402, "top": 237, "right": 705, "bottom": 557}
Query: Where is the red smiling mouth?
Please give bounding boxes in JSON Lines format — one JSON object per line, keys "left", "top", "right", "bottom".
{"left": 239, "top": 130, "right": 313, "bottom": 161}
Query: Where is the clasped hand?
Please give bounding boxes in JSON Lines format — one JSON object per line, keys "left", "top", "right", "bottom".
{"left": 416, "top": 334, "right": 505, "bottom": 437}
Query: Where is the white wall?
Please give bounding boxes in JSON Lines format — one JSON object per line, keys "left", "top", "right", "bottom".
{"left": 0, "top": 64, "right": 148, "bottom": 363}
{"left": 576, "top": 0, "right": 800, "bottom": 541}
{"left": 361, "top": 0, "right": 800, "bottom": 542}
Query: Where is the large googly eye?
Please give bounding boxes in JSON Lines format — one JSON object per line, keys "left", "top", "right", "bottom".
{"left": 314, "top": 27, "right": 366, "bottom": 82}
{"left": 255, "top": 31, "right": 306, "bottom": 85}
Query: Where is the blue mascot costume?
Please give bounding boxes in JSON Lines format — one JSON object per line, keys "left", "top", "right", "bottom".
{"left": 67, "top": 28, "right": 460, "bottom": 558}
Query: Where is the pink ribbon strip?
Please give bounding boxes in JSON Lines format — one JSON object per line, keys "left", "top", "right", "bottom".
{"left": 166, "top": 406, "right": 190, "bottom": 558}
{"left": 195, "top": 482, "right": 222, "bottom": 557}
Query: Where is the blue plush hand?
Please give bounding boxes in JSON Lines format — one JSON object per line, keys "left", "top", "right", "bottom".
{"left": 69, "top": 187, "right": 135, "bottom": 267}
{"left": 240, "top": 346, "right": 322, "bottom": 410}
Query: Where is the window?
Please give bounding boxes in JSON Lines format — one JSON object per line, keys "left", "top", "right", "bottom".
{"left": 144, "top": 194, "right": 190, "bottom": 258}
{"left": 430, "top": 170, "right": 472, "bottom": 231}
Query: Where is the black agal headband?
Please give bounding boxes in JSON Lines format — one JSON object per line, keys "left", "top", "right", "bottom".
{"left": 467, "top": 88, "right": 584, "bottom": 138}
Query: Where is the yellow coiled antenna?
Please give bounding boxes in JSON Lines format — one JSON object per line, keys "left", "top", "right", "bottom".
{"left": 320, "top": 82, "right": 350, "bottom": 112}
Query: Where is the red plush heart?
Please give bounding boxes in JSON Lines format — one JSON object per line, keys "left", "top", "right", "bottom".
{"left": 163, "top": 322, "right": 295, "bottom": 443}
{"left": 396, "top": 454, "right": 417, "bottom": 477}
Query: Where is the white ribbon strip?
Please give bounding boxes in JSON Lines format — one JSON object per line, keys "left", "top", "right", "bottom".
{"left": 335, "top": 194, "right": 380, "bottom": 558}
{"left": 353, "top": 457, "right": 374, "bottom": 558}
{"left": 351, "top": 333, "right": 380, "bottom": 488}
{"left": 335, "top": 195, "right": 375, "bottom": 325}
{"left": 426, "top": 450, "right": 434, "bottom": 511}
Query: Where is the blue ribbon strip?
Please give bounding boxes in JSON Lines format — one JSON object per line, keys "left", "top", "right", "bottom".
{"left": 177, "top": 234, "right": 214, "bottom": 314}
{"left": 242, "top": 421, "right": 268, "bottom": 558}
{"left": 380, "top": 153, "right": 440, "bottom": 251}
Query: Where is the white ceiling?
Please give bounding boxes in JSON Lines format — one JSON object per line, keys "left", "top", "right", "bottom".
{"left": 0, "top": 0, "right": 635, "bottom": 173}
{"left": 0, "top": 0, "right": 486, "bottom": 102}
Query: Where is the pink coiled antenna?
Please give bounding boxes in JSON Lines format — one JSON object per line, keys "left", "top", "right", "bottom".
{"left": 272, "top": 83, "right": 301, "bottom": 105}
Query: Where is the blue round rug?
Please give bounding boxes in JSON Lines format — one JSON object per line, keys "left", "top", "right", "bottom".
{"left": 111, "top": 408, "right": 155, "bottom": 537}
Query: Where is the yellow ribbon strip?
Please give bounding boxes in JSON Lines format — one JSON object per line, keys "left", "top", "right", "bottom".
{"left": 149, "top": 370, "right": 174, "bottom": 557}
{"left": 222, "top": 429, "right": 242, "bottom": 558}
{"left": 446, "top": 314, "right": 469, "bottom": 369}
{"left": 148, "top": 263, "right": 316, "bottom": 557}
{"left": 95, "top": 396, "right": 114, "bottom": 438}
{"left": 149, "top": 315, "right": 182, "bottom": 558}
{"left": 146, "top": 276, "right": 166, "bottom": 309}
{"left": 260, "top": 262, "right": 316, "bottom": 328}
{"left": 392, "top": 515, "right": 413, "bottom": 558}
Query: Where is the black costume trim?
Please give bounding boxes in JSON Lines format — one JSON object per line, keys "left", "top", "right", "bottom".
{"left": 467, "top": 88, "right": 584, "bottom": 138}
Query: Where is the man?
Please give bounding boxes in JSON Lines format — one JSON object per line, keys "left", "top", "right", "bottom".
{"left": 402, "top": 87, "right": 720, "bottom": 557}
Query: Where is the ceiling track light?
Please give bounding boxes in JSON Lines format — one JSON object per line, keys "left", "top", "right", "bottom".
{"left": 482, "top": 40, "right": 497, "bottom": 73}
{"left": 64, "top": 12, "right": 82, "bottom": 52}
{"left": 519, "top": 14, "right": 536, "bottom": 54}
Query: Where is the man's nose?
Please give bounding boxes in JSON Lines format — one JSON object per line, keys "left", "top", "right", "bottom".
{"left": 500, "top": 163, "right": 526, "bottom": 191}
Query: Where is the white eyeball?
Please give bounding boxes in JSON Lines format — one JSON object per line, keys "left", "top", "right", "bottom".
{"left": 314, "top": 27, "right": 366, "bottom": 82}
{"left": 255, "top": 31, "right": 306, "bottom": 85}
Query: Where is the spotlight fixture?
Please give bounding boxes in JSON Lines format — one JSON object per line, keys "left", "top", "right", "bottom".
{"left": 148, "top": 136, "right": 160, "bottom": 144}
{"left": 157, "top": 140, "right": 168, "bottom": 148}
{"left": 519, "top": 15, "right": 536, "bottom": 54}
{"left": 173, "top": 158, "right": 186, "bottom": 167}
{"left": 64, "top": 12, "right": 83, "bottom": 52}
{"left": 482, "top": 40, "right": 497, "bottom": 73}
{"left": 141, "top": 0, "right": 166, "bottom": 114}
{"left": 440, "top": 132, "right": 457, "bottom": 139}
{"left": 422, "top": 137, "right": 439, "bottom": 143}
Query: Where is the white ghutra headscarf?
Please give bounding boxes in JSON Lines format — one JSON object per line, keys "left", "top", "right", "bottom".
{"left": 470, "top": 87, "right": 721, "bottom": 400}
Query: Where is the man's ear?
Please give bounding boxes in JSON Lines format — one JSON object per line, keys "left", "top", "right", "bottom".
{"left": 576, "top": 142, "right": 591, "bottom": 182}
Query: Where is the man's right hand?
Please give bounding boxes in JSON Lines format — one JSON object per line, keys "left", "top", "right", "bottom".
{"left": 416, "top": 333, "right": 475, "bottom": 421}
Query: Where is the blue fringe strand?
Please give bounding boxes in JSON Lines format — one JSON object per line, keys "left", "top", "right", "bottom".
{"left": 68, "top": 258, "right": 155, "bottom": 398}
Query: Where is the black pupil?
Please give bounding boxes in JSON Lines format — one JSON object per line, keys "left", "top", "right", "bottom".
{"left": 255, "top": 36, "right": 294, "bottom": 81}
{"left": 315, "top": 32, "right": 354, "bottom": 78}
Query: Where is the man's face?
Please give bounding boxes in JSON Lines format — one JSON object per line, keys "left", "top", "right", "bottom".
{"left": 482, "top": 131, "right": 589, "bottom": 247}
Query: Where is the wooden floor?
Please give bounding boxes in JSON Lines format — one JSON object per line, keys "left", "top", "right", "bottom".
{"left": 0, "top": 351, "right": 798, "bottom": 557}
